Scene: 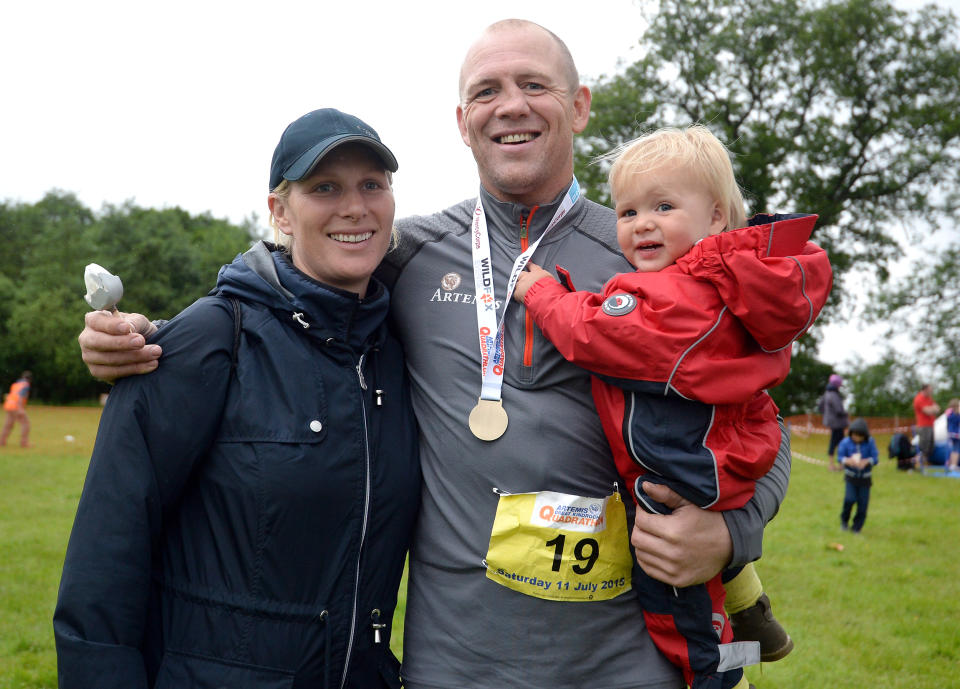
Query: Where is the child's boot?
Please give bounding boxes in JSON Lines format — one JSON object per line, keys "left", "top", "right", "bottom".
{"left": 729, "top": 593, "right": 794, "bottom": 662}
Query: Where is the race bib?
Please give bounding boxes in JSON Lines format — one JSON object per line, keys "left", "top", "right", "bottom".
{"left": 484, "top": 488, "right": 633, "bottom": 602}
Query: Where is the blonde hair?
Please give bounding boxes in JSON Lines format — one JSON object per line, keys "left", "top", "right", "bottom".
{"left": 607, "top": 125, "right": 747, "bottom": 231}
{"left": 268, "top": 172, "right": 399, "bottom": 252}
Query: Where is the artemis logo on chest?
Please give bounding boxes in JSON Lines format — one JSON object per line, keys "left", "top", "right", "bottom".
{"left": 601, "top": 293, "right": 637, "bottom": 316}
{"left": 431, "top": 273, "right": 503, "bottom": 309}
{"left": 429, "top": 288, "right": 503, "bottom": 310}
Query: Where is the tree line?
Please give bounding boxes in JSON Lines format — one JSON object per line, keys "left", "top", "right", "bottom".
{"left": 0, "top": 192, "right": 259, "bottom": 402}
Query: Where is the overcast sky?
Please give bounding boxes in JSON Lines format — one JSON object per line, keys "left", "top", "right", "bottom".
{"left": 3, "top": 0, "right": 957, "bottom": 368}
{"left": 1, "top": 0, "right": 655, "bottom": 224}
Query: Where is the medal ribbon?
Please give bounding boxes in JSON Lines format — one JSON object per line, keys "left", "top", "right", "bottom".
{"left": 470, "top": 178, "right": 581, "bottom": 402}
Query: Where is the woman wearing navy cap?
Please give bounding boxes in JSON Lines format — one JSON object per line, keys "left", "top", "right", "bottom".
{"left": 54, "top": 109, "right": 420, "bottom": 689}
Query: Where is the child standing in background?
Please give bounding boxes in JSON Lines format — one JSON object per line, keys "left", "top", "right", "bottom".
{"left": 514, "top": 125, "right": 833, "bottom": 689}
{"left": 945, "top": 398, "right": 959, "bottom": 474}
{"left": 837, "top": 418, "right": 879, "bottom": 532}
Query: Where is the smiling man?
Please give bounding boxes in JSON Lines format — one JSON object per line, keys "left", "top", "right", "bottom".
{"left": 77, "top": 19, "right": 790, "bottom": 689}
{"left": 455, "top": 22, "right": 589, "bottom": 206}
{"left": 379, "top": 20, "right": 791, "bottom": 689}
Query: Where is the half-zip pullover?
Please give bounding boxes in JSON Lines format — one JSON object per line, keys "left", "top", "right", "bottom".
{"left": 519, "top": 205, "right": 539, "bottom": 367}
{"left": 379, "top": 186, "right": 793, "bottom": 689}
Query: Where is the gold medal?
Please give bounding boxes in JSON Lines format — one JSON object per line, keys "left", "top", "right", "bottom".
{"left": 468, "top": 398, "right": 509, "bottom": 441}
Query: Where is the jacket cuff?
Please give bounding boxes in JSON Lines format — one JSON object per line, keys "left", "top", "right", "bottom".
{"left": 54, "top": 631, "right": 148, "bottom": 689}
{"left": 523, "top": 275, "right": 567, "bottom": 305}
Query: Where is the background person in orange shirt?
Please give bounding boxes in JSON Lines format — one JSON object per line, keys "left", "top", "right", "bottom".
{"left": 1, "top": 371, "right": 32, "bottom": 448}
{"left": 913, "top": 383, "right": 940, "bottom": 466}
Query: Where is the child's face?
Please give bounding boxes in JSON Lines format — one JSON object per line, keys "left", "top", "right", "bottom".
{"left": 851, "top": 432, "right": 866, "bottom": 443}
{"left": 615, "top": 163, "right": 727, "bottom": 272}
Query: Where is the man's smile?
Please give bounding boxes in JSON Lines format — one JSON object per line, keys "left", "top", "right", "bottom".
{"left": 495, "top": 132, "right": 539, "bottom": 144}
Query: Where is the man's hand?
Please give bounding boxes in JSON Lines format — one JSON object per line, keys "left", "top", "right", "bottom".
{"left": 79, "top": 310, "right": 161, "bottom": 382}
{"left": 631, "top": 481, "right": 733, "bottom": 588}
{"left": 512, "top": 262, "right": 554, "bottom": 303}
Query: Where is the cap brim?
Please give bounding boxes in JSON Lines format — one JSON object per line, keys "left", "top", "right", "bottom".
{"left": 283, "top": 134, "right": 399, "bottom": 183}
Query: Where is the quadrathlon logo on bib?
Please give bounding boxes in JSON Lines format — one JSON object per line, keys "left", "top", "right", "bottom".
{"left": 484, "top": 488, "right": 633, "bottom": 602}
{"left": 531, "top": 492, "right": 606, "bottom": 533}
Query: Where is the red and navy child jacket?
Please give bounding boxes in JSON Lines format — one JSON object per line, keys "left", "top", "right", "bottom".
{"left": 523, "top": 214, "right": 832, "bottom": 513}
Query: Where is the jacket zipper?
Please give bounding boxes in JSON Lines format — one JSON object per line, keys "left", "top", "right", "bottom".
{"left": 340, "top": 351, "right": 373, "bottom": 689}
{"left": 520, "top": 207, "right": 539, "bottom": 368}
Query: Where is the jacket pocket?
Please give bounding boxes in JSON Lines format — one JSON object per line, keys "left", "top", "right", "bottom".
{"left": 216, "top": 315, "right": 329, "bottom": 445}
{"left": 347, "top": 644, "right": 402, "bottom": 689}
{"left": 154, "top": 649, "right": 294, "bottom": 689}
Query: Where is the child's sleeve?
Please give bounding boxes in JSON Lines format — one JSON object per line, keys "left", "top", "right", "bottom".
{"left": 522, "top": 270, "right": 724, "bottom": 381}
{"left": 836, "top": 438, "right": 850, "bottom": 461}
{"left": 675, "top": 215, "right": 833, "bottom": 352}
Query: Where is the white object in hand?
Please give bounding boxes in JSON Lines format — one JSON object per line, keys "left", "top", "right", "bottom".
{"left": 83, "top": 263, "right": 124, "bottom": 311}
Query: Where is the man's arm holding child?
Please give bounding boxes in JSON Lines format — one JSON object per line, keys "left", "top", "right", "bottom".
{"left": 632, "top": 416, "right": 790, "bottom": 587}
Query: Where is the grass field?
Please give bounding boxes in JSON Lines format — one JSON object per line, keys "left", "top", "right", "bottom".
{"left": 2, "top": 407, "right": 958, "bottom": 688}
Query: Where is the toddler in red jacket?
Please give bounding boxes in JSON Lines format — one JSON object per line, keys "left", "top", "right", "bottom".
{"left": 514, "top": 125, "right": 833, "bottom": 689}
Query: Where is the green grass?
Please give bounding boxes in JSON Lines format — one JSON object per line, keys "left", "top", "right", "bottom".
{"left": 0, "top": 407, "right": 99, "bottom": 689}
{"left": 2, "top": 409, "right": 957, "bottom": 687}
{"left": 747, "top": 431, "right": 960, "bottom": 688}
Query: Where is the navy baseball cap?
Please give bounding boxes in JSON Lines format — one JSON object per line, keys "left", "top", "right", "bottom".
{"left": 269, "top": 108, "right": 398, "bottom": 190}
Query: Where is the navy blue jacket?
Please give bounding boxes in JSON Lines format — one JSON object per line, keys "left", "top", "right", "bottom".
{"left": 837, "top": 436, "right": 879, "bottom": 486}
{"left": 54, "top": 243, "right": 420, "bottom": 689}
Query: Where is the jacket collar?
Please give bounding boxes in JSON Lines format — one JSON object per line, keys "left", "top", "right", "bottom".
{"left": 478, "top": 181, "right": 584, "bottom": 249}
{"left": 216, "top": 241, "right": 390, "bottom": 351}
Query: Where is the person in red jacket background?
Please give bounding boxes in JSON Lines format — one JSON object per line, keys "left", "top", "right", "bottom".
{"left": 913, "top": 383, "right": 940, "bottom": 467}
{"left": 514, "top": 125, "right": 833, "bottom": 689}
{"left": 1, "top": 371, "right": 32, "bottom": 448}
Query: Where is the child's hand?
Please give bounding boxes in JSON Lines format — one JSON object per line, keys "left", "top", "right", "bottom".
{"left": 513, "top": 262, "right": 554, "bottom": 302}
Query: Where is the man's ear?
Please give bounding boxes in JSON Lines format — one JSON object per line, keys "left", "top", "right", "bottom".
{"left": 571, "top": 85, "right": 592, "bottom": 134}
{"left": 456, "top": 104, "right": 471, "bottom": 147}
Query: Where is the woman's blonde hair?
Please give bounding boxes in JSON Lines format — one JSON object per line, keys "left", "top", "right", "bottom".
{"left": 268, "top": 171, "right": 399, "bottom": 251}
{"left": 607, "top": 125, "right": 747, "bottom": 231}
